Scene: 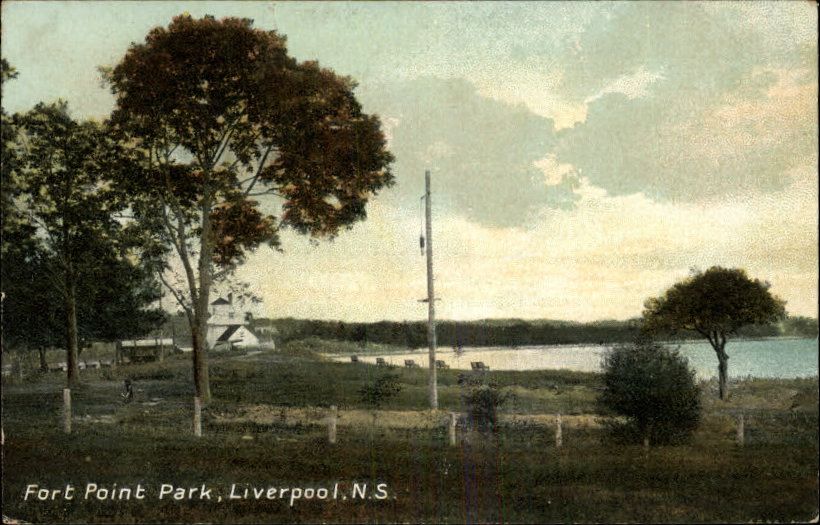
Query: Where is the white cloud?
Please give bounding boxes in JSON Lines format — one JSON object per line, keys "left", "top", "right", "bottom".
{"left": 239, "top": 168, "right": 817, "bottom": 322}
{"left": 3, "top": 2, "right": 814, "bottom": 323}
{"left": 585, "top": 66, "right": 665, "bottom": 104}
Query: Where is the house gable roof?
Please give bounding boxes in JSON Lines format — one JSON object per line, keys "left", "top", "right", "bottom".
{"left": 217, "top": 325, "right": 242, "bottom": 342}
{"left": 211, "top": 297, "right": 230, "bottom": 305}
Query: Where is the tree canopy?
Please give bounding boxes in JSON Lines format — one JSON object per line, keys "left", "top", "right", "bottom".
{"left": 106, "top": 14, "right": 394, "bottom": 257}
{"left": 643, "top": 267, "right": 786, "bottom": 339}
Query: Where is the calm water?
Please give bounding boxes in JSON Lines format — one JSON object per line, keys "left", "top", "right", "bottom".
{"left": 332, "top": 338, "right": 818, "bottom": 379}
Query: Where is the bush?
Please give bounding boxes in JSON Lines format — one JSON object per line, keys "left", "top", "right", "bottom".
{"left": 358, "top": 373, "right": 402, "bottom": 409}
{"left": 459, "top": 374, "right": 513, "bottom": 433}
{"left": 598, "top": 339, "right": 701, "bottom": 445}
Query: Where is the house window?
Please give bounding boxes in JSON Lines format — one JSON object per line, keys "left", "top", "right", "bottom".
{"left": 228, "top": 311, "right": 235, "bottom": 319}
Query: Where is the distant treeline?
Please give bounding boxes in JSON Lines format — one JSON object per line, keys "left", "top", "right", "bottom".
{"left": 251, "top": 316, "right": 818, "bottom": 349}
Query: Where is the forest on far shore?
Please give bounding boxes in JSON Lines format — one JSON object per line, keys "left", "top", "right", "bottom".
{"left": 232, "top": 315, "right": 817, "bottom": 349}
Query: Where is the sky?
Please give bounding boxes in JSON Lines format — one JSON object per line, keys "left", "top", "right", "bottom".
{"left": 2, "top": 1, "right": 817, "bottom": 322}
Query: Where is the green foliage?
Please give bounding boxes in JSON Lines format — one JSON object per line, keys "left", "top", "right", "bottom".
{"left": 276, "top": 338, "right": 328, "bottom": 360}
{"left": 2, "top": 250, "right": 67, "bottom": 350}
{"left": 0, "top": 102, "right": 63, "bottom": 353}
{"left": 76, "top": 255, "right": 166, "bottom": 342}
{"left": 358, "top": 373, "right": 402, "bottom": 409}
{"left": 781, "top": 316, "right": 819, "bottom": 338}
{"left": 459, "top": 373, "right": 514, "bottom": 433}
{"left": 255, "top": 315, "right": 813, "bottom": 350}
{"left": 106, "top": 13, "right": 394, "bottom": 267}
{"left": 1, "top": 60, "right": 25, "bottom": 244}
{"left": 598, "top": 339, "right": 701, "bottom": 445}
{"left": 643, "top": 266, "right": 786, "bottom": 337}
{"left": 4, "top": 101, "right": 163, "bottom": 364}
{"left": 643, "top": 266, "right": 787, "bottom": 400}
{"left": 105, "top": 14, "right": 394, "bottom": 400}
{"left": 1, "top": 243, "right": 165, "bottom": 350}
{"left": 254, "top": 317, "right": 647, "bottom": 348}
{"left": 0, "top": 59, "right": 17, "bottom": 83}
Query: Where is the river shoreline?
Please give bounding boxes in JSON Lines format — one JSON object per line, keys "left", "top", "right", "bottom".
{"left": 326, "top": 337, "right": 819, "bottom": 379}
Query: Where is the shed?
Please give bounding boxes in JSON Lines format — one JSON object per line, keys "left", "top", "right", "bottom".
{"left": 117, "top": 337, "right": 178, "bottom": 363}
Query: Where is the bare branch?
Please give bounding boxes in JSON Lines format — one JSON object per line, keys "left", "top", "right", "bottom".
{"left": 208, "top": 118, "right": 240, "bottom": 170}
{"left": 246, "top": 188, "right": 285, "bottom": 198}
{"left": 157, "top": 270, "right": 192, "bottom": 316}
{"left": 175, "top": 213, "right": 200, "bottom": 307}
{"left": 243, "top": 144, "right": 275, "bottom": 196}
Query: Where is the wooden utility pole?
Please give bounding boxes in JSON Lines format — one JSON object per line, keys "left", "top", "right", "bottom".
{"left": 425, "top": 170, "right": 438, "bottom": 410}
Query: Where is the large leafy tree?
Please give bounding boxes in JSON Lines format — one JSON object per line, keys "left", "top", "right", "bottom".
{"left": 1, "top": 61, "right": 57, "bottom": 368}
{"left": 13, "top": 101, "right": 154, "bottom": 384}
{"left": 1, "top": 60, "right": 21, "bottom": 216}
{"left": 1, "top": 59, "right": 26, "bottom": 358}
{"left": 105, "top": 15, "right": 394, "bottom": 402}
{"left": 643, "top": 266, "right": 786, "bottom": 400}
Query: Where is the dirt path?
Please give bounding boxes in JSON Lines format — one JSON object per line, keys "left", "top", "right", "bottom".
{"left": 212, "top": 404, "right": 604, "bottom": 429}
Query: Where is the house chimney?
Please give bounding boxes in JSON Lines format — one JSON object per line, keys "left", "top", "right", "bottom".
{"left": 228, "top": 293, "right": 233, "bottom": 305}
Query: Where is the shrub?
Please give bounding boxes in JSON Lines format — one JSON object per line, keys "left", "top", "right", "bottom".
{"left": 598, "top": 339, "right": 701, "bottom": 445}
{"left": 358, "top": 373, "right": 402, "bottom": 409}
{"left": 459, "top": 374, "right": 513, "bottom": 433}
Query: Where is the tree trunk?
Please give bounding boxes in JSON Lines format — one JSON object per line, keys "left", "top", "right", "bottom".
{"left": 191, "top": 191, "right": 214, "bottom": 403}
{"left": 190, "top": 317, "right": 211, "bottom": 402}
{"left": 706, "top": 331, "right": 730, "bottom": 401}
{"left": 717, "top": 351, "right": 729, "bottom": 401}
{"left": 65, "top": 279, "right": 80, "bottom": 386}
{"left": 38, "top": 346, "right": 47, "bottom": 372}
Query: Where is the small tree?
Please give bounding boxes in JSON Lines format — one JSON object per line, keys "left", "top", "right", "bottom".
{"left": 598, "top": 339, "right": 701, "bottom": 446}
{"left": 643, "top": 266, "right": 786, "bottom": 400}
{"left": 358, "top": 373, "right": 402, "bottom": 408}
{"left": 358, "top": 373, "right": 402, "bottom": 431}
{"left": 458, "top": 374, "right": 512, "bottom": 433}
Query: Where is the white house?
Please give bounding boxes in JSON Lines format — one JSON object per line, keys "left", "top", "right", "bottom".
{"left": 206, "top": 294, "right": 261, "bottom": 349}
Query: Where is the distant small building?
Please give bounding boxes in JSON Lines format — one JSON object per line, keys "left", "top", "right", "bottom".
{"left": 206, "top": 294, "right": 261, "bottom": 349}
{"left": 117, "top": 337, "right": 178, "bottom": 363}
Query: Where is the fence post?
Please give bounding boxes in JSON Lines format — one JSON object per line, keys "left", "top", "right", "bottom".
{"left": 555, "top": 413, "right": 562, "bottom": 448}
{"left": 736, "top": 414, "right": 744, "bottom": 447}
{"left": 63, "top": 388, "right": 72, "bottom": 434}
{"left": 328, "top": 405, "right": 338, "bottom": 444}
{"left": 193, "top": 397, "right": 202, "bottom": 437}
{"left": 448, "top": 412, "right": 457, "bottom": 446}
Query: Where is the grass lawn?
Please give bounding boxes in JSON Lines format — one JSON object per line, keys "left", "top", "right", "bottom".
{"left": 1, "top": 342, "right": 817, "bottom": 523}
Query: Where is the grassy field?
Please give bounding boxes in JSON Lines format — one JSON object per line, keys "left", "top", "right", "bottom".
{"left": 2, "top": 341, "right": 817, "bottom": 523}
